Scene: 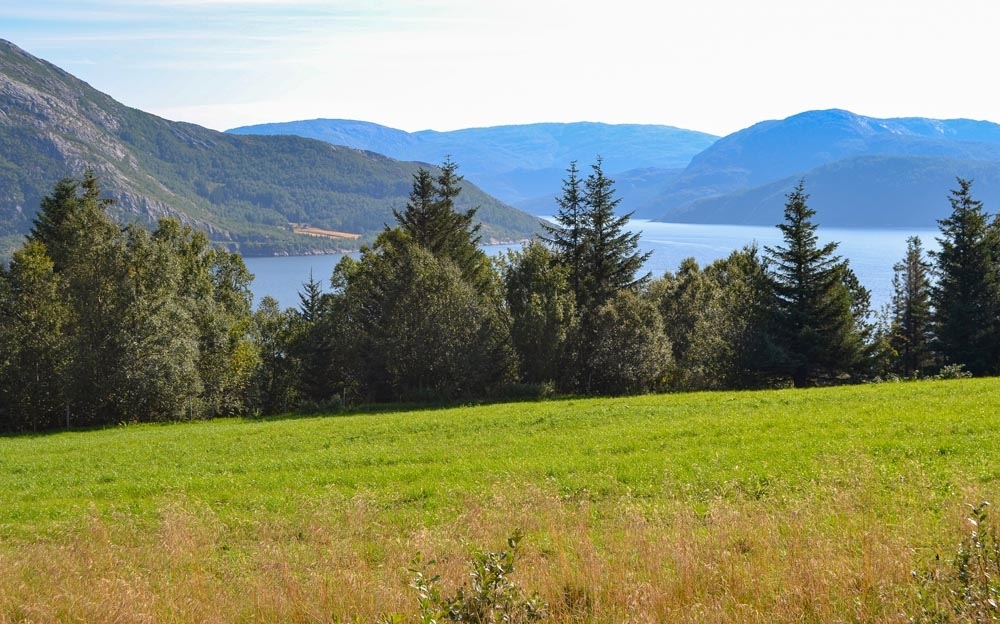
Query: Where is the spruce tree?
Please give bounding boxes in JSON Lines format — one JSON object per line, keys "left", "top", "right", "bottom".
{"left": 577, "top": 157, "right": 651, "bottom": 314}
{"left": 543, "top": 158, "right": 650, "bottom": 315}
{"left": 297, "top": 269, "right": 325, "bottom": 323}
{"left": 393, "top": 158, "right": 490, "bottom": 292}
{"left": 393, "top": 168, "right": 437, "bottom": 247}
{"left": 28, "top": 170, "right": 116, "bottom": 271}
{"left": 541, "top": 157, "right": 653, "bottom": 393}
{"left": 930, "top": 178, "right": 1000, "bottom": 375}
{"left": 764, "top": 181, "right": 867, "bottom": 387}
{"left": 541, "top": 161, "right": 587, "bottom": 300}
{"left": 889, "top": 236, "right": 934, "bottom": 377}
{"left": 290, "top": 269, "right": 335, "bottom": 404}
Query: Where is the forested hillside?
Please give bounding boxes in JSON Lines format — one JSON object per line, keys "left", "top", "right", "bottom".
{"left": 0, "top": 39, "right": 541, "bottom": 257}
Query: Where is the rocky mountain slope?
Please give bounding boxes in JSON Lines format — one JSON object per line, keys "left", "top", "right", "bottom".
{"left": 0, "top": 39, "right": 541, "bottom": 257}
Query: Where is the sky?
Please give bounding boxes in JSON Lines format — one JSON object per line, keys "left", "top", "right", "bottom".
{"left": 4, "top": 0, "right": 1000, "bottom": 137}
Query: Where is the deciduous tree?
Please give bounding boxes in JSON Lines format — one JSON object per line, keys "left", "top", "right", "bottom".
{"left": 0, "top": 240, "right": 70, "bottom": 430}
{"left": 586, "top": 289, "right": 671, "bottom": 395}
{"left": 651, "top": 246, "right": 773, "bottom": 390}
{"left": 502, "top": 241, "right": 577, "bottom": 387}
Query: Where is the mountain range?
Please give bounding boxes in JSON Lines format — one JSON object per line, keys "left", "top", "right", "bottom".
{"left": 228, "top": 119, "right": 719, "bottom": 209}
{"left": 5, "top": 36, "right": 1000, "bottom": 260}
{"left": 233, "top": 111, "right": 1000, "bottom": 229}
{"left": 650, "top": 109, "right": 1000, "bottom": 226}
{"left": 0, "top": 39, "right": 542, "bottom": 258}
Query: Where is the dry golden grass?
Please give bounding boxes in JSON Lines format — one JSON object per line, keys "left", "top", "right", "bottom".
{"left": 1, "top": 476, "right": 985, "bottom": 623}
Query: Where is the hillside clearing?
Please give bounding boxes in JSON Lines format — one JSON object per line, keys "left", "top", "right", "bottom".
{"left": 290, "top": 223, "right": 362, "bottom": 240}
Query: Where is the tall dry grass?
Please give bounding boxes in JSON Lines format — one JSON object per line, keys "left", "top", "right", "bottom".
{"left": 1, "top": 472, "right": 979, "bottom": 624}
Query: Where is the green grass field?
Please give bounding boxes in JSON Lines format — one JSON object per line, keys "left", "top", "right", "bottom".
{"left": 3, "top": 378, "right": 1000, "bottom": 622}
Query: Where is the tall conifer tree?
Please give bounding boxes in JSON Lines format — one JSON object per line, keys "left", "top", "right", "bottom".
{"left": 577, "top": 157, "right": 651, "bottom": 314}
{"left": 931, "top": 178, "right": 1000, "bottom": 375}
{"left": 541, "top": 161, "right": 586, "bottom": 300}
{"left": 765, "top": 181, "right": 868, "bottom": 386}
{"left": 541, "top": 157, "right": 654, "bottom": 392}
{"left": 393, "top": 158, "right": 490, "bottom": 292}
{"left": 889, "top": 236, "right": 934, "bottom": 377}
{"left": 544, "top": 157, "right": 650, "bottom": 317}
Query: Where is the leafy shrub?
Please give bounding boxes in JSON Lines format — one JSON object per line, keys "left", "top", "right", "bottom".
{"left": 936, "top": 363, "right": 973, "bottom": 380}
{"left": 912, "top": 502, "right": 1000, "bottom": 622}
{"left": 383, "top": 530, "right": 548, "bottom": 623}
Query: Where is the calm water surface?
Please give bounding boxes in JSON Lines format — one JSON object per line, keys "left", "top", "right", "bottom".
{"left": 244, "top": 221, "right": 940, "bottom": 313}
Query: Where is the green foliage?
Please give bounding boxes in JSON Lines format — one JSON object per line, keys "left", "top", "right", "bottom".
{"left": 583, "top": 289, "right": 671, "bottom": 395}
{"left": 765, "top": 180, "right": 872, "bottom": 386}
{"left": 890, "top": 236, "right": 936, "bottom": 377}
{"left": 0, "top": 240, "right": 70, "bottom": 430}
{"left": 931, "top": 178, "right": 1000, "bottom": 376}
{"left": 652, "top": 246, "right": 773, "bottom": 390}
{"left": 297, "top": 270, "right": 326, "bottom": 324}
{"left": 330, "top": 229, "right": 514, "bottom": 403}
{"left": 543, "top": 158, "right": 651, "bottom": 316}
{"left": 913, "top": 502, "right": 1000, "bottom": 623}
{"left": 0, "top": 173, "right": 257, "bottom": 431}
{"left": 502, "top": 241, "right": 577, "bottom": 387}
{"left": 387, "top": 531, "right": 548, "bottom": 624}
{"left": 540, "top": 161, "right": 587, "bottom": 300}
{"left": 313, "top": 160, "right": 518, "bottom": 404}
{"left": 249, "top": 296, "right": 302, "bottom": 414}
{"left": 935, "top": 363, "right": 974, "bottom": 380}
{"left": 538, "top": 158, "right": 655, "bottom": 394}
{"left": 393, "top": 160, "right": 492, "bottom": 294}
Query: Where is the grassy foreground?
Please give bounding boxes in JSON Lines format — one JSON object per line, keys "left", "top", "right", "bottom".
{"left": 2, "top": 379, "right": 1000, "bottom": 622}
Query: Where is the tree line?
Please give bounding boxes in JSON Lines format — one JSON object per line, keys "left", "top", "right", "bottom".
{"left": 0, "top": 162, "right": 997, "bottom": 431}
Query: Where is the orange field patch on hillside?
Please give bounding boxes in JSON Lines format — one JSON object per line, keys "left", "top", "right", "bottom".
{"left": 290, "top": 223, "right": 361, "bottom": 240}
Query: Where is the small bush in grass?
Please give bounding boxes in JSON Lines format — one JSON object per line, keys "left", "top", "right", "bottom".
{"left": 382, "top": 530, "right": 548, "bottom": 623}
{"left": 936, "top": 364, "right": 973, "bottom": 380}
{"left": 913, "top": 502, "right": 1000, "bottom": 622}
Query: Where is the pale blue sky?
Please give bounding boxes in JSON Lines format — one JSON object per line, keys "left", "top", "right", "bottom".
{"left": 4, "top": 0, "right": 999, "bottom": 135}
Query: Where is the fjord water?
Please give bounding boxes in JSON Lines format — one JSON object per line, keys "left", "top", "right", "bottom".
{"left": 244, "top": 221, "right": 940, "bottom": 313}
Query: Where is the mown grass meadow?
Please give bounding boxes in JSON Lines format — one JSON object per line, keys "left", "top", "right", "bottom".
{"left": 3, "top": 378, "right": 1000, "bottom": 622}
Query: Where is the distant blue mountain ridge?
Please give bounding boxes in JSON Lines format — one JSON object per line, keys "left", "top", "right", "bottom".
{"left": 230, "top": 109, "right": 1000, "bottom": 229}
{"left": 227, "top": 120, "right": 719, "bottom": 207}
{"left": 650, "top": 109, "right": 1000, "bottom": 227}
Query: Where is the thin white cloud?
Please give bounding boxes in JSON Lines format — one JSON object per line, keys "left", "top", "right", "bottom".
{"left": 6, "top": 0, "right": 1000, "bottom": 135}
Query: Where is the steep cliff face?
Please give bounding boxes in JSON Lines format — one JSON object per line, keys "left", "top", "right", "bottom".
{"left": 1, "top": 41, "right": 189, "bottom": 227}
{"left": 0, "top": 39, "right": 541, "bottom": 256}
